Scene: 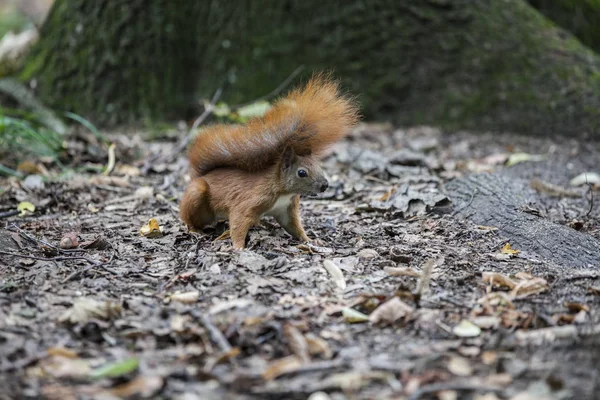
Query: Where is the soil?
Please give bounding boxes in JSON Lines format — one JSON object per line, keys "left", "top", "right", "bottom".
{"left": 1, "top": 124, "right": 599, "bottom": 400}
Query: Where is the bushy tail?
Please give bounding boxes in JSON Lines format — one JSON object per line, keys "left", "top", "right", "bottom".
{"left": 188, "top": 73, "right": 360, "bottom": 177}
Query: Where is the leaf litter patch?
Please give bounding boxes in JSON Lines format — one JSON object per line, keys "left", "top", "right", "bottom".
{"left": 0, "top": 125, "right": 599, "bottom": 399}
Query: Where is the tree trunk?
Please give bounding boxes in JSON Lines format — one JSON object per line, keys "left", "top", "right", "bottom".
{"left": 22, "top": 0, "right": 206, "bottom": 126}
{"left": 445, "top": 173, "right": 600, "bottom": 269}
{"left": 192, "top": 0, "right": 600, "bottom": 137}
{"left": 22, "top": 0, "right": 600, "bottom": 136}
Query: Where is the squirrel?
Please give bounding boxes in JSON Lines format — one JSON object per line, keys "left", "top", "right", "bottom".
{"left": 180, "top": 74, "right": 360, "bottom": 249}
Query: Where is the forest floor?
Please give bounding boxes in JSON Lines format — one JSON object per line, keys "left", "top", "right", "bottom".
{"left": 1, "top": 124, "right": 599, "bottom": 400}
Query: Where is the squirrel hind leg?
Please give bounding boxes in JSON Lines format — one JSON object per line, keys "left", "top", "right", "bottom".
{"left": 180, "top": 178, "right": 215, "bottom": 230}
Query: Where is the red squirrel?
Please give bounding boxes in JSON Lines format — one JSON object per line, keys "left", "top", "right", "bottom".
{"left": 180, "top": 74, "right": 360, "bottom": 249}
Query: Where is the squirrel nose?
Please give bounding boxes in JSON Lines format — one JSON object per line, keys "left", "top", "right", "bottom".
{"left": 319, "top": 181, "right": 329, "bottom": 192}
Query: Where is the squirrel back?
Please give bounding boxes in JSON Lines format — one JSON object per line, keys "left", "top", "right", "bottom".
{"left": 188, "top": 74, "right": 360, "bottom": 177}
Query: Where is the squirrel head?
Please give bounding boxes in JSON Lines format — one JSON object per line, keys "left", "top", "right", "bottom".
{"left": 279, "top": 146, "right": 328, "bottom": 196}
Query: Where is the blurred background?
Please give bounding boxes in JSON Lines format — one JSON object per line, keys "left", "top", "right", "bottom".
{"left": 1, "top": 0, "right": 600, "bottom": 172}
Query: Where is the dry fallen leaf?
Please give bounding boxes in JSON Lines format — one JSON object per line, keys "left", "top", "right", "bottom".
{"left": 40, "top": 356, "right": 91, "bottom": 379}
{"left": 482, "top": 272, "right": 517, "bottom": 289}
{"left": 323, "top": 259, "right": 346, "bottom": 290}
{"left": 447, "top": 355, "right": 473, "bottom": 376}
{"left": 368, "top": 297, "right": 413, "bottom": 325}
{"left": 342, "top": 307, "right": 369, "bottom": 323}
{"left": 510, "top": 277, "right": 548, "bottom": 298}
{"left": 284, "top": 323, "right": 310, "bottom": 363}
{"left": 110, "top": 375, "right": 163, "bottom": 398}
{"left": 307, "top": 392, "right": 333, "bottom": 400}
{"left": 47, "top": 347, "right": 78, "bottom": 359}
{"left": 305, "top": 333, "right": 333, "bottom": 359}
{"left": 168, "top": 291, "right": 200, "bottom": 304}
{"left": 472, "top": 315, "right": 501, "bottom": 330}
{"left": 140, "top": 218, "right": 162, "bottom": 238}
{"left": 115, "top": 164, "right": 141, "bottom": 177}
{"left": 262, "top": 355, "right": 303, "bottom": 380}
{"left": 453, "top": 320, "right": 481, "bottom": 338}
{"left": 505, "top": 152, "right": 545, "bottom": 167}
{"left": 103, "top": 143, "right": 116, "bottom": 176}
{"left": 59, "top": 298, "right": 121, "bottom": 324}
{"left": 383, "top": 266, "right": 420, "bottom": 277}
{"left": 569, "top": 172, "right": 600, "bottom": 186}
{"left": 500, "top": 243, "right": 520, "bottom": 255}
{"left": 135, "top": 186, "right": 155, "bottom": 199}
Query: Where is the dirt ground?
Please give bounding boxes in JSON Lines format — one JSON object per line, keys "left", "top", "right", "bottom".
{"left": 1, "top": 124, "right": 599, "bottom": 400}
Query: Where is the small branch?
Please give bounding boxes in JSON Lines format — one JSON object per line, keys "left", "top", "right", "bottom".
{"left": 194, "top": 312, "right": 232, "bottom": 353}
{"left": 61, "top": 253, "right": 116, "bottom": 283}
{"left": 176, "top": 87, "right": 223, "bottom": 155}
{"left": 0, "top": 210, "right": 20, "bottom": 219}
{"left": 10, "top": 223, "right": 84, "bottom": 253}
{"left": 0, "top": 250, "right": 113, "bottom": 268}
{"left": 231, "top": 65, "right": 305, "bottom": 111}
{"left": 585, "top": 181, "right": 594, "bottom": 218}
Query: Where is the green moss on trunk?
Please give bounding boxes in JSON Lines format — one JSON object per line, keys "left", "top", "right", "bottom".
{"left": 193, "top": 0, "right": 600, "bottom": 136}
{"left": 22, "top": 0, "right": 600, "bottom": 135}
{"left": 23, "top": 0, "right": 206, "bottom": 126}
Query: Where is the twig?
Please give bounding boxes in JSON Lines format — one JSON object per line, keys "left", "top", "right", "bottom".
{"left": 0, "top": 210, "right": 19, "bottom": 219}
{"left": 0, "top": 163, "right": 23, "bottom": 177}
{"left": 408, "top": 383, "right": 502, "bottom": 400}
{"left": 10, "top": 223, "right": 84, "bottom": 253}
{"left": 194, "top": 312, "right": 232, "bottom": 353}
{"left": 61, "top": 253, "right": 116, "bottom": 283}
{"left": 231, "top": 65, "right": 305, "bottom": 111}
{"left": 0, "top": 250, "right": 115, "bottom": 273}
{"left": 585, "top": 181, "right": 594, "bottom": 217}
{"left": 176, "top": 87, "right": 223, "bottom": 155}
{"left": 0, "top": 251, "right": 88, "bottom": 262}
{"left": 514, "top": 323, "right": 600, "bottom": 344}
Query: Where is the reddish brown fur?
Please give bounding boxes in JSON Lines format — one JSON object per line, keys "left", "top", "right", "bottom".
{"left": 187, "top": 73, "right": 360, "bottom": 176}
{"left": 180, "top": 74, "right": 360, "bottom": 249}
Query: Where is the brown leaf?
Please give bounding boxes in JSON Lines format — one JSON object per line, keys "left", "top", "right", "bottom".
{"left": 80, "top": 236, "right": 110, "bottom": 250}
{"left": 305, "top": 333, "right": 333, "bottom": 359}
{"left": 447, "top": 355, "right": 473, "bottom": 376}
{"left": 284, "top": 323, "right": 310, "bottom": 363}
{"left": 110, "top": 375, "right": 164, "bottom": 398}
{"left": 500, "top": 243, "right": 520, "bottom": 255}
{"left": 47, "top": 347, "right": 78, "bottom": 359}
{"left": 140, "top": 218, "right": 162, "bottom": 238}
{"left": 383, "top": 266, "right": 420, "bottom": 277}
{"left": 482, "top": 272, "right": 517, "bottom": 289}
{"left": 368, "top": 297, "right": 413, "bottom": 325}
{"left": 58, "top": 298, "right": 121, "bottom": 325}
{"left": 168, "top": 291, "right": 200, "bottom": 304}
{"left": 262, "top": 355, "right": 303, "bottom": 380}
{"left": 510, "top": 277, "right": 548, "bottom": 298}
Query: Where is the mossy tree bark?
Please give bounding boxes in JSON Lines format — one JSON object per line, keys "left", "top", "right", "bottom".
{"left": 196, "top": 0, "right": 600, "bottom": 137}
{"left": 22, "top": 0, "right": 600, "bottom": 135}
{"left": 22, "top": 0, "right": 206, "bottom": 126}
{"left": 529, "top": 0, "right": 600, "bottom": 54}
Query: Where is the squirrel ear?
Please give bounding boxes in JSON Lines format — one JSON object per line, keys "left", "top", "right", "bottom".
{"left": 281, "top": 146, "right": 296, "bottom": 172}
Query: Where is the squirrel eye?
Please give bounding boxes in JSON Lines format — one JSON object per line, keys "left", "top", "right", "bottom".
{"left": 297, "top": 169, "right": 308, "bottom": 178}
